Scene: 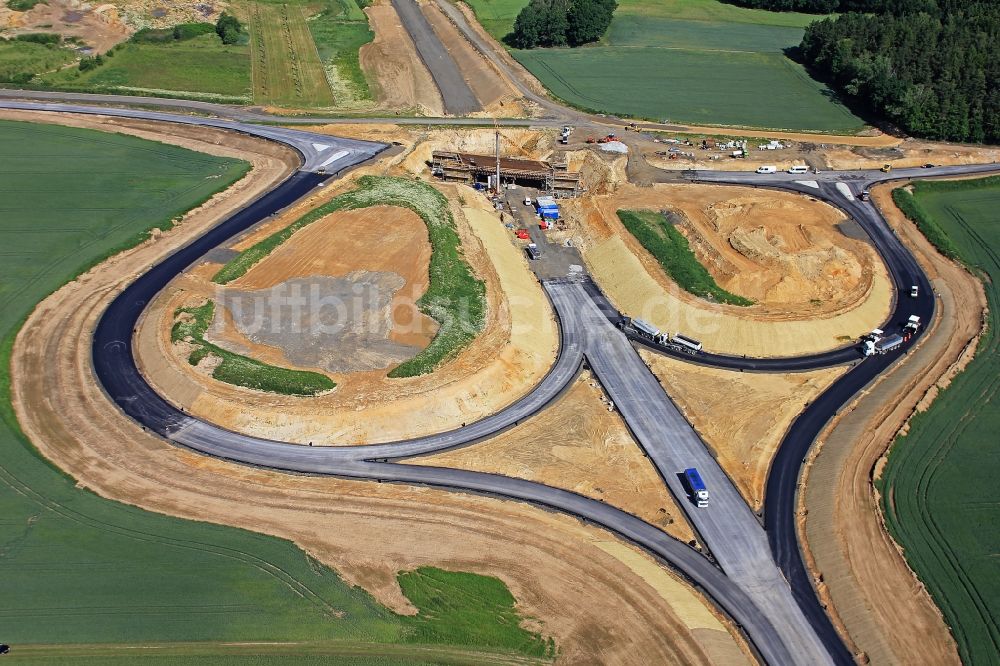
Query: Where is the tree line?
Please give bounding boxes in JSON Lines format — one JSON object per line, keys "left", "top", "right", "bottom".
{"left": 799, "top": 0, "right": 999, "bottom": 143}
{"left": 719, "top": 0, "right": 934, "bottom": 13}
{"left": 507, "top": 0, "right": 618, "bottom": 49}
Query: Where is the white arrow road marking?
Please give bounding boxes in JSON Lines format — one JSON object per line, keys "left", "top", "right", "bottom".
{"left": 311, "top": 142, "right": 333, "bottom": 152}
{"left": 796, "top": 180, "right": 819, "bottom": 189}
{"left": 320, "top": 149, "right": 351, "bottom": 168}
{"left": 835, "top": 182, "right": 855, "bottom": 201}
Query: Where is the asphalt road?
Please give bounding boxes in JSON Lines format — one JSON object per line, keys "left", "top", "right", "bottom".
{"left": 0, "top": 100, "right": 386, "bottom": 172}
{"left": 390, "top": 0, "right": 480, "bottom": 115}
{"left": 13, "top": 96, "right": 1000, "bottom": 664}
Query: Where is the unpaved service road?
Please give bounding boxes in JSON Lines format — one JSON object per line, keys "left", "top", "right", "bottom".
{"left": 390, "top": 0, "right": 479, "bottom": 114}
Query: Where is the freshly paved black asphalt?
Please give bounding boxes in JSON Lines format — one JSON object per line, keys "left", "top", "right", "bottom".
{"left": 14, "top": 95, "right": 1000, "bottom": 664}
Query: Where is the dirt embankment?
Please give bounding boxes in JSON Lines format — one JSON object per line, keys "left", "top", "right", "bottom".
{"left": 798, "top": 182, "right": 985, "bottom": 665}
{"left": 9, "top": 113, "right": 750, "bottom": 666}
{"left": 420, "top": 0, "right": 526, "bottom": 116}
{"left": 416, "top": 371, "right": 697, "bottom": 544}
{"left": 642, "top": 352, "right": 846, "bottom": 510}
{"left": 360, "top": 2, "right": 444, "bottom": 115}
{"left": 566, "top": 183, "right": 892, "bottom": 356}
{"left": 138, "top": 168, "right": 560, "bottom": 445}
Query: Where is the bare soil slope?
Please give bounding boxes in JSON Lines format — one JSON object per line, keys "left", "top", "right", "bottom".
{"left": 360, "top": 2, "right": 444, "bottom": 115}
{"left": 643, "top": 351, "right": 846, "bottom": 509}
{"left": 138, "top": 178, "right": 559, "bottom": 445}
{"left": 568, "top": 183, "right": 892, "bottom": 356}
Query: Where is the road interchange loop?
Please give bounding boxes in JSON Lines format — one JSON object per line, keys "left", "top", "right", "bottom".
{"left": 7, "top": 98, "right": 1000, "bottom": 665}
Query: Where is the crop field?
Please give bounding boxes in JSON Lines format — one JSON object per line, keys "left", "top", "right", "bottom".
{"left": 879, "top": 177, "right": 1000, "bottom": 665}
{"left": 246, "top": 0, "right": 336, "bottom": 107}
{"left": 38, "top": 33, "right": 252, "bottom": 102}
{"left": 0, "top": 120, "right": 548, "bottom": 661}
{"left": 214, "top": 176, "right": 486, "bottom": 378}
{"left": 467, "top": 0, "right": 864, "bottom": 131}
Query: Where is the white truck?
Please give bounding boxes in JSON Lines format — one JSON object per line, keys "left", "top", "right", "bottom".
{"left": 630, "top": 317, "right": 661, "bottom": 341}
{"left": 669, "top": 333, "right": 703, "bottom": 355}
{"left": 756, "top": 165, "right": 777, "bottom": 174}
{"left": 871, "top": 333, "right": 904, "bottom": 355}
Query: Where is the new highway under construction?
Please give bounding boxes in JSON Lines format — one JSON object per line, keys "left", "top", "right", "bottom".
{"left": 4, "top": 93, "right": 997, "bottom": 666}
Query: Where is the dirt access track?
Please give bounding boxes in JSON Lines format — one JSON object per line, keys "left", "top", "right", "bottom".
{"left": 9, "top": 111, "right": 751, "bottom": 665}
{"left": 566, "top": 183, "right": 892, "bottom": 356}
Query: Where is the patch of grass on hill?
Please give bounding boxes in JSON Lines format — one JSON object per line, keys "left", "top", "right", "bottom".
{"left": 0, "top": 37, "right": 74, "bottom": 83}
{"left": 891, "top": 187, "right": 963, "bottom": 262}
{"left": 7, "top": 0, "right": 47, "bottom": 10}
{"left": 878, "top": 176, "right": 1000, "bottom": 666}
{"left": 38, "top": 32, "right": 251, "bottom": 102}
{"left": 398, "top": 567, "right": 556, "bottom": 659}
{"left": 617, "top": 209, "right": 753, "bottom": 306}
{"left": 214, "top": 176, "right": 486, "bottom": 378}
{"left": 171, "top": 301, "right": 337, "bottom": 396}
{"left": 308, "top": 0, "right": 375, "bottom": 105}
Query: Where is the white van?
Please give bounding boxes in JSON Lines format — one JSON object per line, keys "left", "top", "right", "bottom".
{"left": 787, "top": 165, "right": 809, "bottom": 174}
{"left": 756, "top": 165, "right": 777, "bottom": 174}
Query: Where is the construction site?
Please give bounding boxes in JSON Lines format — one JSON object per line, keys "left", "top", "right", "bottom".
{"left": 431, "top": 148, "right": 582, "bottom": 196}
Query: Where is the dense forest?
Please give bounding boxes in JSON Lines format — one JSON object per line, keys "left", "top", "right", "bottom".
{"left": 719, "top": 0, "right": 929, "bottom": 13}
{"left": 798, "top": 0, "right": 999, "bottom": 142}
{"left": 508, "top": 0, "right": 617, "bottom": 49}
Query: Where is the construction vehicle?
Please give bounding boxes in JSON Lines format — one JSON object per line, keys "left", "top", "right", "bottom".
{"left": 903, "top": 315, "right": 921, "bottom": 340}
{"left": 619, "top": 316, "right": 661, "bottom": 341}
{"left": 669, "top": 333, "right": 703, "bottom": 355}
{"left": 684, "top": 468, "right": 710, "bottom": 508}
{"left": 881, "top": 164, "right": 892, "bottom": 173}
{"left": 865, "top": 333, "right": 904, "bottom": 355}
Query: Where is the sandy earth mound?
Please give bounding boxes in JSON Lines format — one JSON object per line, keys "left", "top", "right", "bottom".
{"left": 566, "top": 183, "right": 892, "bottom": 356}
{"left": 138, "top": 176, "right": 560, "bottom": 445}
{"left": 1, "top": 0, "right": 132, "bottom": 51}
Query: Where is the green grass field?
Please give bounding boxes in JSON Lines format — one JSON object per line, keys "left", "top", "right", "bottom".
{"left": 466, "top": 0, "right": 864, "bottom": 131}
{"left": 214, "top": 176, "right": 486, "bottom": 378}
{"left": 0, "top": 120, "right": 549, "bottom": 662}
{"left": 879, "top": 176, "right": 1000, "bottom": 665}
{"left": 38, "top": 33, "right": 251, "bottom": 102}
{"left": 0, "top": 39, "right": 75, "bottom": 83}
{"left": 617, "top": 210, "right": 752, "bottom": 305}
